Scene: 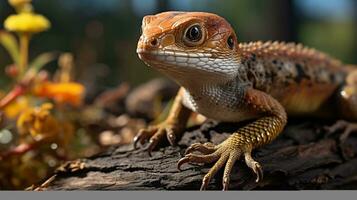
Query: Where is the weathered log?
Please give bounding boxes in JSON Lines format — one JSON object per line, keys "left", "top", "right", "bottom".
{"left": 42, "top": 119, "right": 357, "bottom": 190}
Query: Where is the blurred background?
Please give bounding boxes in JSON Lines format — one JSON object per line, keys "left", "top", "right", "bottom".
{"left": 0, "top": 0, "right": 356, "bottom": 190}
{"left": 1, "top": 0, "right": 357, "bottom": 92}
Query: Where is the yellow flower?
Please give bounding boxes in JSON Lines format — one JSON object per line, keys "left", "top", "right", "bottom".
{"left": 17, "top": 103, "right": 59, "bottom": 138}
{"left": 8, "top": 0, "right": 31, "bottom": 8}
{"left": 34, "top": 82, "right": 85, "bottom": 106}
{"left": 4, "top": 12, "right": 50, "bottom": 33}
{"left": 3, "top": 96, "right": 29, "bottom": 119}
{"left": 16, "top": 103, "right": 75, "bottom": 146}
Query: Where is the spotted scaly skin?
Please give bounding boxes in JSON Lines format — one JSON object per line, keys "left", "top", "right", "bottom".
{"left": 135, "top": 11, "right": 357, "bottom": 190}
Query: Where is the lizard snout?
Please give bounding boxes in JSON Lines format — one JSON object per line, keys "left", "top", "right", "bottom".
{"left": 137, "top": 35, "right": 161, "bottom": 53}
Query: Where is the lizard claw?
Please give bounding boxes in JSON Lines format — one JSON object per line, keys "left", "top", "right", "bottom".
{"left": 244, "top": 152, "right": 263, "bottom": 182}
{"left": 133, "top": 136, "right": 139, "bottom": 149}
{"left": 166, "top": 128, "right": 176, "bottom": 146}
{"left": 177, "top": 152, "right": 220, "bottom": 171}
{"left": 178, "top": 137, "right": 263, "bottom": 190}
{"left": 133, "top": 121, "right": 183, "bottom": 156}
{"left": 147, "top": 138, "right": 159, "bottom": 157}
{"left": 133, "top": 127, "right": 156, "bottom": 150}
{"left": 184, "top": 142, "right": 216, "bottom": 155}
{"left": 177, "top": 156, "right": 190, "bottom": 171}
{"left": 145, "top": 128, "right": 165, "bottom": 156}
{"left": 325, "top": 120, "right": 357, "bottom": 142}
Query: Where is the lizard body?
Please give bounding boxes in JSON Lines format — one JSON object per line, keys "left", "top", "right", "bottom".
{"left": 135, "top": 11, "right": 357, "bottom": 190}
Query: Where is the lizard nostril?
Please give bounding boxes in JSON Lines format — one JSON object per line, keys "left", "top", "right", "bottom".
{"left": 150, "top": 38, "right": 158, "bottom": 47}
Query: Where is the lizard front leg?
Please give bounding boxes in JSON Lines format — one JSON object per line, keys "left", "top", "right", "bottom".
{"left": 134, "top": 87, "right": 191, "bottom": 155}
{"left": 177, "top": 88, "right": 287, "bottom": 190}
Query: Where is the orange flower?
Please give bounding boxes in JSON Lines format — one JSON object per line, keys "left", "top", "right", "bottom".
{"left": 34, "top": 82, "right": 85, "bottom": 106}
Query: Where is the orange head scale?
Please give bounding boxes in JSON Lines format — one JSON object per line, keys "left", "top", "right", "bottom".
{"left": 137, "top": 12, "right": 242, "bottom": 86}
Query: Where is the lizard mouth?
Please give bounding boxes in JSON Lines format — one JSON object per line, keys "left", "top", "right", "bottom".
{"left": 137, "top": 48, "right": 213, "bottom": 67}
{"left": 137, "top": 48, "right": 239, "bottom": 78}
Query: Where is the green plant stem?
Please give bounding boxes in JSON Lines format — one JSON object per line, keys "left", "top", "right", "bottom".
{"left": 19, "top": 32, "right": 30, "bottom": 78}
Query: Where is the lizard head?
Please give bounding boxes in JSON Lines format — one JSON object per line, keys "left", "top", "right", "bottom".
{"left": 137, "top": 11, "right": 241, "bottom": 85}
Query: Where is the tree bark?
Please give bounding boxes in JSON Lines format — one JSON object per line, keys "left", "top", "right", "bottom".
{"left": 42, "top": 120, "right": 357, "bottom": 190}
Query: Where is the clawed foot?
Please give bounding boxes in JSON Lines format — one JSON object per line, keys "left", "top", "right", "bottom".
{"left": 325, "top": 120, "right": 357, "bottom": 142}
{"left": 177, "top": 139, "right": 263, "bottom": 190}
{"left": 134, "top": 121, "right": 183, "bottom": 156}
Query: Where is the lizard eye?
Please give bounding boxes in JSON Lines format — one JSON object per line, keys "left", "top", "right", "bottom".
{"left": 227, "top": 35, "right": 235, "bottom": 50}
{"left": 183, "top": 24, "right": 204, "bottom": 46}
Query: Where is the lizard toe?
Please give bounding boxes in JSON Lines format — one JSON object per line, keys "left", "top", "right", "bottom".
{"left": 200, "top": 152, "right": 230, "bottom": 190}
{"left": 165, "top": 126, "right": 177, "bottom": 146}
{"left": 178, "top": 137, "right": 265, "bottom": 190}
{"left": 244, "top": 151, "right": 263, "bottom": 182}
{"left": 146, "top": 128, "right": 166, "bottom": 156}
{"left": 133, "top": 127, "right": 156, "bottom": 149}
{"left": 222, "top": 150, "right": 240, "bottom": 190}
{"left": 177, "top": 150, "right": 222, "bottom": 171}
{"left": 325, "top": 120, "right": 357, "bottom": 142}
{"left": 340, "top": 123, "right": 357, "bottom": 142}
{"left": 184, "top": 142, "right": 217, "bottom": 155}
{"left": 134, "top": 121, "right": 184, "bottom": 154}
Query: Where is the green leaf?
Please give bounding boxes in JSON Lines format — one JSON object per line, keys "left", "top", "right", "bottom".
{"left": 0, "top": 31, "right": 20, "bottom": 65}
{"left": 29, "top": 52, "right": 57, "bottom": 72}
{"left": 21, "top": 52, "right": 57, "bottom": 84}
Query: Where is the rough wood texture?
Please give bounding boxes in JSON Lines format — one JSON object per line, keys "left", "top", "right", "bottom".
{"left": 43, "top": 119, "right": 357, "bottom": 190}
